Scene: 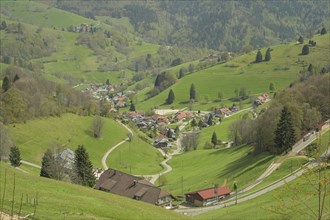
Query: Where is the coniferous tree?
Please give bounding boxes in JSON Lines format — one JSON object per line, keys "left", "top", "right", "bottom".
{"left": 274, "top": 106, "right": 296, "bottom": 154}
{"left": 307, "top": 64, "right": 313, "bottom": 72}
{"left": 191, "top": 118, "right": 197, "bottom": 127}
{"left": 320, "top": 27, "right": 327, "bottom": 35}
{"left": 40, "top": 149, "right": 54, "bottom": 178}
{"left": 13, "top": 74, "right": 20, "bottom": 83}
{"left": 269, "top": 82, "right": 275, "bottom": 93}
{"left": 0, "top": 21, "right": 7, "bottom": 30}
{"left": 178, "top": 68, "right": 185, "bottom": 79}
{"left": 73, "top": 145, "right": 96, "bottom": 187}
{"left": 2, "top": 76, "right": 10, "bottom": 92}
{"left": 190, "top": 83, "right": 196, "bottom": 100}
{"left": 207, "top": 114, "right": 213, "bottom": 125}
{"left": 166, "top": 89, "right": 175, "bottom": 104}
{"left": 9, "top": 145, "right": 21, "bottom": 167}
{"left": 301, "top": 45, "right": 309, "bottom": 55}
{"left": 255, "top": 50, "right": 263, "bottom": 63}
{"left": 129, "top": 102, "right": 136, "bottom": 112}
{"left": 265, "top": 48, "right": 271, "bottom": 61}
{"left": 211, "top": 131, "right": 217, "bottom": 148}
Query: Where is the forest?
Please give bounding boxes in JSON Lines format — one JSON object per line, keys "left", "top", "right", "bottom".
{"left": 51, "top": 0, "right": 329, "bottom": 51}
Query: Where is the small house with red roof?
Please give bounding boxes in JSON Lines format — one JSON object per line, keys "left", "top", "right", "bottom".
{"left": 185, "top": 186, "right": 231, "bottom": 206}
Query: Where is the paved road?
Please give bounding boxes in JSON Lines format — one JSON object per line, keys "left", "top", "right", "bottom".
{"left": 175, "top": 120, "right": 329, "bottom": 216}
{"left": 139, "top": 123, "right": 186, "bottom": 184}
{"left": 20, "top": 160, "right": 41, "bottom": 169}
{"left": 101, "top": 121, "right": 133, "bottom": 170}
{"left": 176, "top": 161, "right": 319, "bottom": 216}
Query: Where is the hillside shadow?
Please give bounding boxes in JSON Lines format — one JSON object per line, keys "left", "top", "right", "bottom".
{"left": 217, "top": 150, "right": 274, "bottom": 180}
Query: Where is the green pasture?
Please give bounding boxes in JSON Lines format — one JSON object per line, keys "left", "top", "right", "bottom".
{"left": 197, "top": 168, "right": 330, "bottom": 220}
{"left": 162, "top": 145, "right": 275, "bottom": 195}
{"left": 1, "top": 0, "right": 96, "bottom": 29}
{"left": 7, "top": 114, "right": 127, "bottom": 167}
{"left": 107, "top": 137, "right": 165, "bottom": 175}
{"left": 0, "top": 162, "right": 188, "bottom": 219}
{"left": 136, "top": 34, "right": 330, "bottom": 111}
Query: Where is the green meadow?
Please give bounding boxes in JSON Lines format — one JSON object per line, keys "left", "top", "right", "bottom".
{"left": 198, "top": 109, "right": 252, "bottom": 149}
{"left": 197, "top": 168, "right": 330, "bottom": 220}
{"left": 1, "top": 0, "right": 96, "bottom": 29}
{"left": 162, "top": 145, "right": 275, "bottom": 195}
{"left": 7, "top": 114, "right": 127, "bottom": 167}
{"left": 136, "top": 34, "right": 330, "bottom": 111}
{"left": 107, "top": 136, "right": 165, "bottom": 175}
{"left": 0, "top": 162, "right": 188, "bottom": 220}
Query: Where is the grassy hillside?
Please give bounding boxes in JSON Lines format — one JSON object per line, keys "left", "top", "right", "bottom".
{"left": 107, "top": 137, "right": 165, "bottom": 175}
{"left": 136, "top": 34, "right": 330, "bottom": 111}
{"left": 197, "top": 168, "right": 330, "bottom": 220}
{"left": 0, "top": 162, "right": 188, "bottom": 220}
{"left": 162, "top": 145, "right": 275, "bottom": 195}
{"left": 7, "top": 114, "right": 128, "bottom": 167}
{"left": 1, "top": 0, "right": 97, "bottom": 29}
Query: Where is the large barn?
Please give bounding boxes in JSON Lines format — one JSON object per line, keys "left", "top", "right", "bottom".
{"left": 185, "top": 186, "right": 231, "bottom": 206}
{"left": 95, "top": 169, "right": 175, "bottom": 206}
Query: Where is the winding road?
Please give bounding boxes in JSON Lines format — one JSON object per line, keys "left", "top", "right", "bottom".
{"left": 101, "top": 121, "right": 133, "bottom": 170}
{"left": 175, "top": 121, "right": 329, "bottom": 216}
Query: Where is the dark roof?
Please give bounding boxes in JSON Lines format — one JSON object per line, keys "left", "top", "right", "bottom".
{"left": 95, "top": 169, "right": 173, "bottom": 205}
{"left": 185, "top": 186, "right": 231, "bottom": 200}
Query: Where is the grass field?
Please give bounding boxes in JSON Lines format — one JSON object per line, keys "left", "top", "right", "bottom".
{"left": 7, "top": 114, "right": 128, "bottom": 167}
{"left": 0, "top": 162, "right": 189, "bottom": 220}
{"left": 136, "top": 34, "right": 330, "bottom": 111}
{"left": 197, "top": 168, "right": 330, "bottom": 220}
{"left": 1, "top": 0, "right": 96, "bottom": 29}
{"left": 198, "top": 109, "right": 252, "bottom": 149}
{"left": 107, "top": 136, "right": 165, "bottom": 175}
{"left": 162, "top": 145, "right": 275, "bottom": 195}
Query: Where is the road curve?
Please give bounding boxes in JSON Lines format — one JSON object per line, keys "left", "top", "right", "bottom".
{"left": 101, "top": 121, "right": 133, "bottom": 170}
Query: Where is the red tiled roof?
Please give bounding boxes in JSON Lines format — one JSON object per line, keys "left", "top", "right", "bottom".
{"left": 186, "top": 186, "right": 231, "bottom": 200}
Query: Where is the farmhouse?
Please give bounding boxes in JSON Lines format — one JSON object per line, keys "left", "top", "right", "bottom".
{"left": 95, "top": 169, "right": 175, "bottom": 206}
{"left": 185, "top": 186, "right": 231, "bottom": 206}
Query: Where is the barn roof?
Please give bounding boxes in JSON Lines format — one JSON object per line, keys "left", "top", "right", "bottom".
{"left": 185, "top": 186, "right": 231, "bottom": 200}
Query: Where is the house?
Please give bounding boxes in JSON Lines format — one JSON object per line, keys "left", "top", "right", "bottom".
{"left": 58, "top": 148, "right": 75, "bottom": 169}
{"left": 95, "top": 169, "right": 175, "bottom": 206}
{"left": 174, "top": 111, "right": 193, "bottom": 121}
{"left": 152, "top": 134, "right": 172, "bottom": 148}
{"left": 255, "top": 93, "right": 271, "bottom": 106}
{"left": 214, "top": 107, "right": 232, "bottom": 117}
{"left": 185, "top": 186, "right": 231, "bottom": 206}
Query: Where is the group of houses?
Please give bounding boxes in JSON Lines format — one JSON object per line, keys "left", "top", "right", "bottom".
{"left": 254, "top": 93, "right": 271, "bottom": 106}
{"left": 213, "top": 105, "right": 240, "bottom": 118}
{"left": 82, "top": 83, "right": 135, "bottom": 109}
{"left": 95, "top": 168, "right": 231, "bottom": 208}
{"left": 124, "top": 110, "right": 196, "bottom": 148}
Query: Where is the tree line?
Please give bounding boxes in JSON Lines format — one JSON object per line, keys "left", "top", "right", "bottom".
{"left": 229, "top": 73, "right": 329, "bottom": 155}
{"left": 0, "top": 66, "right": 99, "bottom": 124}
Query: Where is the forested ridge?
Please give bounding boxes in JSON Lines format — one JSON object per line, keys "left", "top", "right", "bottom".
{"left": 51, "top": 0, "right": 329, "bottom": 51}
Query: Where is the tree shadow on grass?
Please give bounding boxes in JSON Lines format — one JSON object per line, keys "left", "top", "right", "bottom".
{"left": 216, "top": 148, "right": 275, "bottom": 181}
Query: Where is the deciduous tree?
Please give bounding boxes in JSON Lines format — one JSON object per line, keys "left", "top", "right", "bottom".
{"left": 92, "top": 116, "right": 104, "bottom": 138}
{"left": 301, "top": 44, "right": 309, "bottom": 55}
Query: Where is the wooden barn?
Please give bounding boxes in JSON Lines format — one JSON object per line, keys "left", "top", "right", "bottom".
{"left": 185, "top": 186, "right": 231, "bottom": 206}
